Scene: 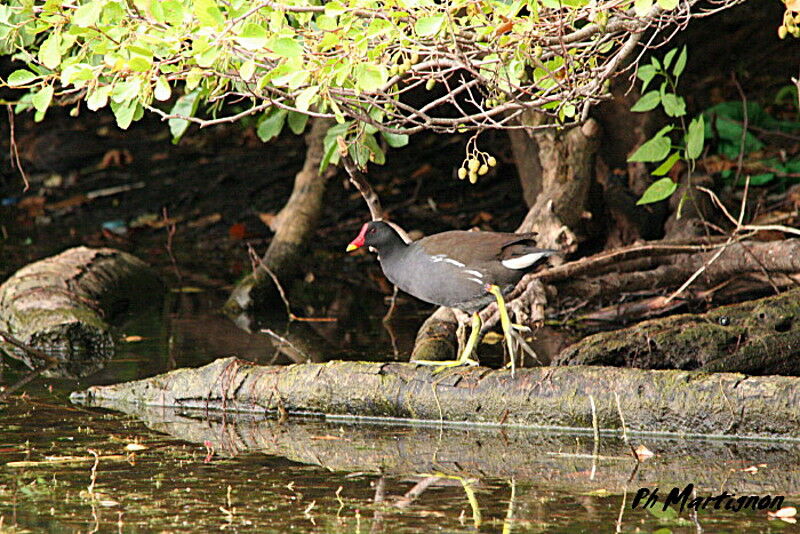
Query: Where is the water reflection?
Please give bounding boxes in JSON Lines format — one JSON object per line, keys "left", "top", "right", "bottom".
{"left": 1, "top": 289, "right": 799, "bottom": 532}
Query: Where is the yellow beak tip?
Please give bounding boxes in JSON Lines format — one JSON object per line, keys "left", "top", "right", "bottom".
{"left": 346, "top": 244, "right": 359, "bottom": 252}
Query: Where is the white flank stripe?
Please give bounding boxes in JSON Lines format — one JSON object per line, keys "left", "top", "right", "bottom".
{"left": 463, "top": 269, "right": 483, "bottom": 277}
{"left": 501, "top": 252, "right": 550, "bottom": 270}
{"left": 468, "top": 277, "right": 484, "bottom": 284}
{"left": 443, "top": 258, "right": 465, "bottom": 267}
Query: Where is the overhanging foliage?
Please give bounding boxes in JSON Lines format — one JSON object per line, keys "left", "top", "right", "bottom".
{"left": 1, "top": 0, "right": 750, "bottom": 159}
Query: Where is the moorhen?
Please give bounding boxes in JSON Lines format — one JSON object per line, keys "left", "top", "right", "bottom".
{"left": 346, "top": 220, "right": 556, "bottom": 372}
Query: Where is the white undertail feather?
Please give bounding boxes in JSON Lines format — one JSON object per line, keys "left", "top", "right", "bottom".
{"left": 501, "top": 252, "right": 552, "bottom": 270}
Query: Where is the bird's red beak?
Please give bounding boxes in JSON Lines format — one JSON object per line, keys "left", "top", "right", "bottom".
{"left": 346, "top": 223, "right": 369, "bottom": 252}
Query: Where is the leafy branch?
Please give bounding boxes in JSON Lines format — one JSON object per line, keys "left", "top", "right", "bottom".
{"left": 627, "top": 46, "right": 705, "bottom": 205}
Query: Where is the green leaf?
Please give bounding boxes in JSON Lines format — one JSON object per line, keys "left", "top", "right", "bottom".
{"left": 168, "top": 89, "right": 201, "bottom": 143}
{"left": 637, "top": 64, "right": 657, "bottom": 85}
{"left": 73, "top": 1, "right": 104, "bottom": 27}
{"left": 256, "top": 109, "right": 287, "bottom": 142}
{"left": 415, "top": 15, "right": 445, "bottom": 37}
{"left": 128, "top": 56, "right": 151, "bottom": 72}
{"left": 161, "top": 0, "right": 184, "bottom": 25}
{"left": 239, "top": 59, "right": 256, "bottom": 81}
{"left": 111, "top": 79, "right": 141, "bottom": 103}
{"left": 316, "top": 14, "right": 337, "bottom": 31}
{"left": 287, "top": 111, "right": 309, "bottom": 134}
{"left": 637, "top": 177, "right": 678, "bottom": 205}
{"left": 662, "top": 48, "right": 677, "bottom": 70}
{"left": 357, "top": 64, "right": 388, "bottom": 93}
{"left": 38, "top": 33, "right": 61, "bottom": 70}
{"left": 672, "top": 46, "right": 687, "bottom": 78}
{"left": 686, "top": 115, "right": 704, "bottom": 160}
{"left": 633, "top": 0, "right": 653, "bottom": 16}
{"left": 195, "top": 46, "right": 220, "bottom": 68}
{"left": 661, "top": 93, "right": 686, "bottom": 117}
{"left": 655, "top": 124, "right": 675, "bottom": 137}
{"left": 631, "top": 91, "right": 661, "bottom": 112}
{"left": 154, "top": 76, "right": 171, "bottom": 101}
{"left": 364, "top": 134, "right": 385, "bottom": 165}
{"left": 236, "top": 22, "right": 268, "bottom": 51}
{"left": 657, "top": 0, "right": 678, "bottom": 9}
{"left": 31, "top": 85, "right": 54, "bottom": 113}
{"left": 628, "top": 135, "right": 671, "bottom": 162}
{"left": 270, "top": 37, "right": 303, "bottom": 59}
{"left": 193, "top": 0, "right": 224, "bottom": 28}
{"left": 295, "top": 85, "right": 318, "bottom": 112}
{"left": 652, "top": 152, "right": 680, "bottom": 176}
{"left": 6, "top": 69, "right": 37, "bottom": 87}
{"left": 382, "top": 131, "right": 408, "bottom": 148}
{"left": 351, "top": 142, "right": 371, "bottom": 169}
{"left": 87, "top": 85, "right": 111, "bottom": 110}
{"left": 150, "top": 0, "right": 165, "bottom": 22}
{"left": 319, "top": 136, "right": 339, "bottom": 173}
{"left": 110, "top": 99, "right": 137, "bottom": 129}
{"left": 324, "top": 1, "right": 346, "bottom": 16}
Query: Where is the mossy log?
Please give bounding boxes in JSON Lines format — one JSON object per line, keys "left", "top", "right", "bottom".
{"left": 556, "top": 287, "right": 800, "bottom": 375}
{"left": 72, "top": 356, "right": 800, "bottom": 439}
{"left": 72, "top": 401, "right": 800, "bottom": 494}
{"left": 0, "top": 246, "right": 162, "bottom": 377}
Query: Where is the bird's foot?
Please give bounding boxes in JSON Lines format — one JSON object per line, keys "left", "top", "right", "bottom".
{"left": 411, "top": 357, "right": 479, "bottom": 372}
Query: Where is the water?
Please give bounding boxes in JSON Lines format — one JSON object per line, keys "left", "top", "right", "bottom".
{"left": 1, "top": 290, "right": 798, "bottom": 533}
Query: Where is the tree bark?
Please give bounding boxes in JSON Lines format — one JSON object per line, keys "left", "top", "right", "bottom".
{"left": 72, "top": 356, "right": 800, "bottom": 438}
{"left": 515, "top": 118, "right": 599, "bottom": 252}
{"left": 507, "top": 111, "right": 544, "bottom": 208}
{"left": 0, "top": 246, "right": 162, "bottom": 378}
{"left": 225, "top": 118, "right": 334, "bottom": 315}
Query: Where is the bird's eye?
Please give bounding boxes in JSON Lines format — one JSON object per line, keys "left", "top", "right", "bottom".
{"left": 369, "top": 227, "right": 377, "bottom": 234}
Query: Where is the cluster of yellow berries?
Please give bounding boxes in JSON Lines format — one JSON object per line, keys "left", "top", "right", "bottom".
{"left": 779, "top": 11, "right": 800, "bottom": 38}
{"left": 457, "top": 152, "right": 497, "bottom": 184}
{"left": 388, "top": 52, "right": 421, "bottom": 77}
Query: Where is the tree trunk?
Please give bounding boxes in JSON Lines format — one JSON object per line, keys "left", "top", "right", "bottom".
{"left": 73, "top": 356, "right": 800, "bottom": 438}
{"left": 0, "top": 246, "right": 163, "bottom": 378}
{"left": 507, "top": 111, "right": 544, "bottom": 208}
{"left": 225, "top": 118, "right": 334, "bottom": 315}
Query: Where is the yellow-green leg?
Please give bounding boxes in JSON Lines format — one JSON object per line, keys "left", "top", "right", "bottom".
{"left": 412, "top": 312, "right": 481, "bottom": 370}
{"left": 487, "top": 284, "right": 516, "bottom": 378}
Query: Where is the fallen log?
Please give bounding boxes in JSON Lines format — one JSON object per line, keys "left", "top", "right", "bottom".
{"left": 0, "top": 246, "right": 163, "bottom": 377}
{"left": 70, "top": 401, "right": 800, "bottom": 494}
{"left": 555, "top": 286, "right": 800, "bottom": 375}
{"left": 71, "top": 356, "right": 800, "bottom": 439}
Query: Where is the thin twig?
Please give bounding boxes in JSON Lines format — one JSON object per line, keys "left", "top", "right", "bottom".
{"left": 261, "top": 329, "right": 313, "bottom": 363}
{"left": 162, "top": 207, "right": 182, "bottom": 282}
{"left": 731, "top": 72, "right": 749, "bottom": 187}
{"left": 0, "top": 329, "right": 59, "bottom": 364}
{"left": 0, "top": 361, "right": 57, "bottom": 403}
{"left": 247, "top": 244, "right": 293, "bottom": 320}
{"left": 6, "top": 105, "right": 29, "bottom": 191}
